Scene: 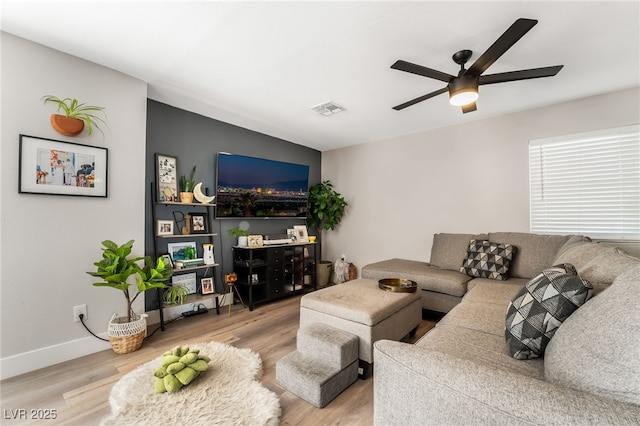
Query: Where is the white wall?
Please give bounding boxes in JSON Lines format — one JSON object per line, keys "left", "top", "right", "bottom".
{"left": 0, "top": 33, "right": 148, "bottom": 379}
{"left": 321, "top": 87, "right": 640, "bottom": 271}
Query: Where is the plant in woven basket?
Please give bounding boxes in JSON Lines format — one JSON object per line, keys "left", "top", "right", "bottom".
{"left": 87, "top": 240, "right": 173, "bottom": 322}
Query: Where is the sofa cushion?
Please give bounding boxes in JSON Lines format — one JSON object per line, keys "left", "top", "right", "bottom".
{"left": 489, "top": 232, "right": 574, "bottom": 279}
{"left": 544, "top": 266, "right": 640, "bottom": 406}
{"left": 464, "top": 278, "right": 528, "bottom": 307}
{"left": 361, "top": 258, "right": 471, "bottom": 297}
{"left": 505, "top": 264, "right": 593, "bottom": 360}
{"left": 459, "top": 239, "right": 516, "bottom": 281}
{"left": 430, "top": 233, "right": 488, "bottom": 270}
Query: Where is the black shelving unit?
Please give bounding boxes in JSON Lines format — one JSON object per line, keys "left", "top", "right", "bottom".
{"left": 149, "top": 183, "right": 221, "bottom": 330}
{"left": 232, "top": 242, "right": 318, "bottom": 310}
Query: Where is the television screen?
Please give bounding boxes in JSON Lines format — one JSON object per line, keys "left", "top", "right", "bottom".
{"left": 215, "top": 153, "right": 310, "bottom": 218}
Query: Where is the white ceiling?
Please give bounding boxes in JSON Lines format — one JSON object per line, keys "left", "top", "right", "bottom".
{"left": 2, "top": 1, "right": 639, "bottom": 152}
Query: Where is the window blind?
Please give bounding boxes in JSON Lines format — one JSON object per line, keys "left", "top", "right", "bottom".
{"left": 529, "top": 125, "right": 640, "bottom": 241}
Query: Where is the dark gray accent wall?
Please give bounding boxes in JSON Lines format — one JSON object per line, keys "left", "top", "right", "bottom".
{"left": 145, "top": 100, "right": 321, "bottom": 308}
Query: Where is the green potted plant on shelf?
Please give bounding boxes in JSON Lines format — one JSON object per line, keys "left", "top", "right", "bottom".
{"left": 163, "top": 285, "right": 189, "bottom": 305}
{"left": 41, "top": 95, "right": 107, "bottom": 137}
{"left": 87, "top": 239, "right": 173, "bottom": 354}
{"left": 307, "top": 180, "right": 348, "bottom": 287}
{"left": 179, "top": 165, "right": 197, "bottom": 203}
{"left": 230, "top": 226, "right": 250, "bottom": 247}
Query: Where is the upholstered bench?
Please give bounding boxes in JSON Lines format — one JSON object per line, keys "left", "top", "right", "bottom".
{"left": 299, "top": 278, "right": 422, "bottom": 377}
{"left": 276, "top": 323, "right": 359, "bottom": 408}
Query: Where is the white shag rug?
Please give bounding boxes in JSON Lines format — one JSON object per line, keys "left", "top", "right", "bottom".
{"left": 101, "top": 341, "right": 281, "bottom": 425}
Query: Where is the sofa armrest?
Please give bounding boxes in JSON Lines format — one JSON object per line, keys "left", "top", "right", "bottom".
{"left": 373, "top": 340, "right": 640, "bottom": 426}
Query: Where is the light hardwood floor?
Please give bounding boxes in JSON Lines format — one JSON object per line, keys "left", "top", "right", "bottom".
{"left": 1, "top": 294, "right": 437, "bottom": 425}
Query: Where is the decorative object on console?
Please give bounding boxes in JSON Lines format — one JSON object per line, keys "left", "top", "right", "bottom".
{"left": 505, "top": 263, "right": 593, "bottom": 360}
{"left": 460, "top": 239, "right": 516, "bottom": 280}
{"left": 230, "top": 226, "right": 250, "bottom": 247}
{"left": 179, "top": 165, "right": 196, "bottom": 203}
{"left": 248, "top": 234, "right": 264, "bottom": 247}
{"left": 41, "top": 95, "right": 107, "bottom": 136}
{"left": 19, "top": 134, "right": 108, "bottom": 197}
{"left": 155, "top": 154, "right": 178, "bottom": 202}
{"left": 293, "top": 225, "right": 309, "bottom": 243}
{"left": 87, "top": 239, "right": 173, "bottom": 353}
{"left": 193, "top": 182, "right": 215, "bottom": 204}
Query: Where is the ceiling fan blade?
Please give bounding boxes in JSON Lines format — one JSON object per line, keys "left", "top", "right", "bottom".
{"left": 461, "top": 102, "right": 477, "bottom": 114}
{"left": 467, "top": 18, "right": 538, "bottom": 76}
{"left": 392, "top": 87, "right": 448, "bottom": 110}
{"left": 391, "top": 60, "right": 454, "bottom": 83}
{"left": 478, "top": 65, "right": 564, "bottom": 85}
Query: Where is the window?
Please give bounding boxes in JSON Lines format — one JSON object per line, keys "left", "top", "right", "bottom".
{"left": 529, "top": 125, "right": 639, "bottom": 241}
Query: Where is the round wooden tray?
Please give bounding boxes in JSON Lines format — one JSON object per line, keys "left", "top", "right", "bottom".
{"left": 378, "top": 278, "right": 417, "bottom": 293}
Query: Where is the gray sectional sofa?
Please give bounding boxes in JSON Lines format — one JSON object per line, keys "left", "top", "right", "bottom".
{"left": 362, "top": 232, "right": 640, "bottom": 425}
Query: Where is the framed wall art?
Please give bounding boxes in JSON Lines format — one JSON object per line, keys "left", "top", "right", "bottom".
{"left": 155, "top": 153, "right": 177, "bottom": 202}
{"left": 189, "top": 212, "right": 208, "bottom": 234}
{"left": 18, "top": 134, "right": 108, "bottom": 197}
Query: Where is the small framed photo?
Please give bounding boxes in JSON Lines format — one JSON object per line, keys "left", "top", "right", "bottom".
{"left": 156, "top": 220, "right": 174, "bottom": 236}
{"left": 18, "top": 134, "right": 108, "bottom": 197}
{"left": 287, "top": 228, "right": 297, "bottom": 242}
{"left": 201, "top": 277, "right": 214, "bottom": 294}
{"left": 248, "top": 234, "right": 263, "bottom": 247}
{"left": 189, "top": 212, "right": 208, "bottom": 234}
{"left": 167, "top": 241, "right": 197, "bottom": 262}
{"left": 155, "top": 153, "right": 178, "bottom": 202}
{"left": 293, "top": 225, "right": 309, "bottom": 243}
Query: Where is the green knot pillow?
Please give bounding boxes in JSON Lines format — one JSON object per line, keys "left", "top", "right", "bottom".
{"left": 153, "top": 345, "right": 211, "bottom": 393}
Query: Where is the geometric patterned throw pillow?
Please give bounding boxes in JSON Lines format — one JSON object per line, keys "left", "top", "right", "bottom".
{"left": 505, "top": 263, "right": 593, "bottom": 360}
{"left": 459, "top": 239, "right": 517, "bottom": 281}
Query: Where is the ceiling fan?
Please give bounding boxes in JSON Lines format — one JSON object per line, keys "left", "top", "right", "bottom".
{"left": 391, "top": 18, "right": 563, "bottom": 113}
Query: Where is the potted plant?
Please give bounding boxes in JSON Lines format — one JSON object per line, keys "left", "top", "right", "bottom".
{"left": 163, "top": 285, "right": 189, "bottom": 305}
{"left": 41, "top": 95, "right": 107, "bottom": 137}
{"left": 87, "top": 239, "right": 173, "bottom": 354}
{"left": 307, "top": 180, "right": 348, "bottom": 287}
{"left": 230, "top": 226, "right": 250, "bottom": 247}
{"left": 179, "top": 166, "right": 197, "bottom": 203}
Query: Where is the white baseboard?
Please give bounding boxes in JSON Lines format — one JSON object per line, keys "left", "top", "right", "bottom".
{"left": 0, "top": 334, "right": 111, "bottom": 380}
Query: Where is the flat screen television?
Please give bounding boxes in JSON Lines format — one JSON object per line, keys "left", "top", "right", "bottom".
{"left": 215, "top": 153, "right": 310, "bottom": 219}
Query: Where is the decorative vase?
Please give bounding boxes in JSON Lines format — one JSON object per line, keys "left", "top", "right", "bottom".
{"left": 107, "top": 313, "right": 147, "bottom": 354}
{"left": 180, "top": 192, "right": 194, "bottom": 203}
{"left": 237, "top": 236, "right": 248, "bottom": 247}
{"left": 50, "top": 114, "right": 84, "bottom": 136}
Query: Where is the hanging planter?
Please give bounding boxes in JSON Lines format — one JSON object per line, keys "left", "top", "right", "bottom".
{"left": 42, "top": 95, "right": 107, "bottom": 137}
{"left": 50, "top": 114, "right": 85, "bottom": 136}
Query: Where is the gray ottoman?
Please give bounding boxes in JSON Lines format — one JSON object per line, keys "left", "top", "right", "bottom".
{"left": 276, "top": 323, "right": 358, "bottom": 408}
{"left": 299, "top": 278, "right": 422, "bottom": 376}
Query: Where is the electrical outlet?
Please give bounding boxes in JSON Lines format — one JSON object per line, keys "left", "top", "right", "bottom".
{"left": 74, "top": 304, "right": 87, "bottom": 322}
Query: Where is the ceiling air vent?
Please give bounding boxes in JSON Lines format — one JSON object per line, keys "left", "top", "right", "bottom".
{"left": 311, "top": 101, "right": 345, "bottom": 116}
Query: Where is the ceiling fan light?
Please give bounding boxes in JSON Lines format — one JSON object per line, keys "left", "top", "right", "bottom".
{"left": 448, "top": 75, "right": 479, "bottom": 106}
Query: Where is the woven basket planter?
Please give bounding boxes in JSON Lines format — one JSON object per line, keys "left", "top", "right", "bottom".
{"left": 108, "top": 313, "right": 147, "bottom": 354}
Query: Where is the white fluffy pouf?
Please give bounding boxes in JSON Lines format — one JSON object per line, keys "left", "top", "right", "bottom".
{"left": 101, "top": 341, "right": 281, "bottom": 425}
